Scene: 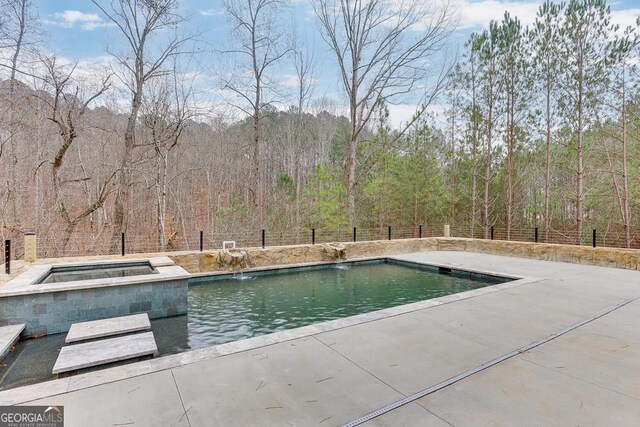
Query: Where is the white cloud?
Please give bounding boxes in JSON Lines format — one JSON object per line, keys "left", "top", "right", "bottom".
{"left": 452, "top": 0, "right": 639, "bottom": 31}
{"left": 43, "top": 10, "right": 114, "bottom": 31}
{"left": 281, "top": 74, "right": 299, "bottom": 88}
{"left": 611, "top": 9, "right": 640, "bottom": 30}
{"left": 280, "top": 73, "right": 318, "bottom": 88}
{"left": 453, "top": 0, "right": 540, "bottom": 29}
{"left": 81, "top": 21, "right": 115, "bottom": 31}
{"left": 387, "top": 104, "right": 445, "bottom": 130}
{"left": 199, "top": 9, "right": 225, "bottom": 17}
{"left": 55, "top": 10, "right": 101, "bottom": 24}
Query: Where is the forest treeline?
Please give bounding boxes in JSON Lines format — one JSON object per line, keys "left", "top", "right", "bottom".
{"left": 0, "top": 0, "right": 639, "bottom": 256}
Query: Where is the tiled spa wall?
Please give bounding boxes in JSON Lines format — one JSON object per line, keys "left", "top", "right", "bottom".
{"left": 0, "top": 279, "right": 188, "bottom": 336}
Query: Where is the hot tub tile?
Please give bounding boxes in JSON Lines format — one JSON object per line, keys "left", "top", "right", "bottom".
{"left": 32, "top": 303, "right": 48, "bottom": 315}
{"left": 52, "top": 292, "right": 68, "bottom": 301}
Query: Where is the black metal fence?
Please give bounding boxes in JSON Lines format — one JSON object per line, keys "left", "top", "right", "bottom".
{"left": 2, "top": 224, "right": 639, "bottom": 264}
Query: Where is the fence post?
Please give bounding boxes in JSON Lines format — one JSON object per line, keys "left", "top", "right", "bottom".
{"left": 534, "top": 227, "right": 539, "bottom": 243}
{"left": 353, "top": 227, "right": 357, "bottom": 243}
{"left": 490, "top": 226, "right": 494, "bottom": 240}
{"left": 312, "top": 228, "right": 315, "bottom": 245}
{"left": 121, "top": 232, "right": 125, "bottom": 256}
{"left": 4, "top": 240, "right": 10, "bottom": 275}
{"left": 199, "top": 231, "right": 204, "bottom": 252}
{"left": 24, "top": 232, "right": 36, "bottom": 263}
{"left": 262, "top": 229, "right": 266, "bottom": 249}
{"left": 592, "top": 229, "right": 596, "bottom": 248}
{"left": 444, "top": 224, "right": 450, "bottom": 238}
{"left": 419, "top": 224, "right": 422, "bottom": 239}
{"left": 388, "top": 226, "right": 391, "bottom": 240}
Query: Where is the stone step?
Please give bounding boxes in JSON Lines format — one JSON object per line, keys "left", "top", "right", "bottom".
{"left": 65, "top": 313, "right": 151, "bottom": 343}
{"left": 53, "top": 332, "right": 158, "bottom": 375}
{"left": 0, "top": 324, "right": 25, "bottom": 361}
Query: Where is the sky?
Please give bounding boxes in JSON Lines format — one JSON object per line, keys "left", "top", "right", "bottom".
{"left": 32, "top": 0, "right": 640, "bottom": 127}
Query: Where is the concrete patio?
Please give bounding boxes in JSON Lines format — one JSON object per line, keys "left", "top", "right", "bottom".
{"left": 2, "top": 251, "right": 640, "bottom": 426}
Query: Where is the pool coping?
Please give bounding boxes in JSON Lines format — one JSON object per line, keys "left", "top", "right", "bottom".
{"left": 188, "top": 255, "right": 522, "bottom": 282}
{"left": 0, "top": 257, "right": 190, "bottom": 297}
{"left": 0, "top": 254, "right": 542, "bottom": 405}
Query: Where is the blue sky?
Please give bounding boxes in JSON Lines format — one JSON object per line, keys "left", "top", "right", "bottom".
{"left": 33, "top": 0, "right": 640, "bottom": 126}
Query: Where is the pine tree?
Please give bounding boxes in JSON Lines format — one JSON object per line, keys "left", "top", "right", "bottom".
{"left": 559, "top": 0, "right": 616, "bottom": 243}
{"left": 531, "top": 0, "right": 564, "bottom": 242}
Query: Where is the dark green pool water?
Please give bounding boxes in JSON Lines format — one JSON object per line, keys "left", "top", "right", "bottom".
{"left": 184, "top": 261, "right": 500, "bottom": 349}
{"left": 0, "top": 260, "right": 507, "bottom": 390}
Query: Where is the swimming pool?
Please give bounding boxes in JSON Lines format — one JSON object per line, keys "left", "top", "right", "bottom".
{"left": 183, "top": 259, "right": 509, "bottom": 348}
{"left": 0, "top": 258, "right": 511, "bottom": 389}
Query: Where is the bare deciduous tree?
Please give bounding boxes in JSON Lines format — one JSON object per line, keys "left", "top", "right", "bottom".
{"left": 291, "top": 42, "right": 316, "bottom": 239}
{"left": 221, "top": 0, "right": 290, "bottom": 223}
{"left": 141, "top": 61, "right": 197, "bottom": 251}
{"left": 40, "top": 55, "right": 116, "bottom": 251}
{"left": 0, "top": 0, "right": 39, "bottom": 230}
{"left": 312, "top": 0, "right": 454, "bottom": 225}
{"left": 92, "top": 0, "right": 190, "bottom": 247}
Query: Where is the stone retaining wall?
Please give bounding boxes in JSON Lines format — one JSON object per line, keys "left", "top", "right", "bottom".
{"left": 170, "top": 239, "right": 439, "bottom": 273}
{"left": 441, "top": 238, "right": 639, "bottom": 270}
{"left": 170, "top": 237, "right": 640, "bottom": 273}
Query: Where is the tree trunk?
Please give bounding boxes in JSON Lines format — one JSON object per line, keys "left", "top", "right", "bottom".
{"left": 543, "top": 67, "right": 552, "bottom": 243}
{"left": 621, "top": 76, "right": 631, "bottom": 248}
{"left": 483, "top": 102, "right": 493, "bottom": 239}
{"left": 450, "top": 107, "right": 458, "bottom": 225}
{"left": 576, "top": 61, "right": 584, "bottom": 245}
{"left": 347, "top": 97, "right": 358, "bottom": 227}
{"left": 471, "top": 150, "right": 477, "bottom": 237}
{"left": 8, "top": 1, "right": 27, "bottom": 230}
{"left": 506, "top": 88, "right": 514, "bottom": 241}
{"left": 470, "top": 63, "right": 479, "bottom": 238}
{"left": 112, "top": 90, "right": 141, "bottom": 249}
{"left": 156, "top": 153, "right": 167, "bottom": 252}
{"left": 251, "top": 65, "right": 262, "bottom": 223}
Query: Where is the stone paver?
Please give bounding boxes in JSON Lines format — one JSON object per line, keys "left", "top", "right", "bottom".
{"left": 65, "top": 313, "right": 151, "bottom": 343}
{"left": 400, "top": 279, "right": 614, "bottom": 353}
{"left": 28, "top": 370, "right": 188, "bottom": 427}
{"left": 418, "top": 356, "right": 640, "bottom": 426}
{"left": 1, "top": 251, "right": 639, "bottom": 426}
{"left": 53, "top": 332, "right": 158, "bottom": 374}
{"left": 0, "top": 324, "right": 24, "bottom": 360}
{"left": 518, "top": 300, "right": 640, "bottom": 400}
{"left": 172, "top": 336, "right": 405, "bottom": 426}
{"left": 314, "top": 312, "right": 502, "bottom": 396}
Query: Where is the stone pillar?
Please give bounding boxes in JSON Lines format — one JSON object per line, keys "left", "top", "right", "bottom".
{"left": 443, "top": 224, "right": 450, "bottom": 238}
{"left": 24, "top": 232, "right": 37, "bottom": 263}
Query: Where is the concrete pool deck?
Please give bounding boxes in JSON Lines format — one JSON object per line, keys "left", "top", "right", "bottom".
{"left": 2, "top": 251, "right": 640, "bottom": 426}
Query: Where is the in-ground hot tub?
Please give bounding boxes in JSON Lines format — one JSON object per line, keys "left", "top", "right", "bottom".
{"left": 0, "top": 257, "right": 190, "bottom": 336}
{"left": 35, "top": 261, "right": 158, "bottom": 284}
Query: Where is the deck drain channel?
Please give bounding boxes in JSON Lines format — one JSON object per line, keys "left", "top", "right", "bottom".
{"left": 342, "top": 292, "right": 640, "bottom": 427}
